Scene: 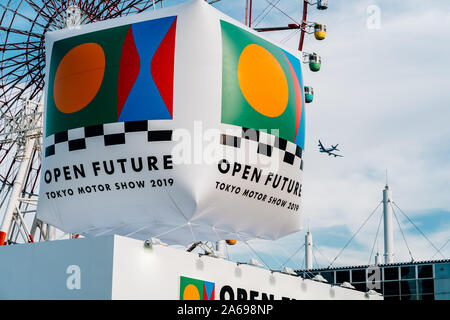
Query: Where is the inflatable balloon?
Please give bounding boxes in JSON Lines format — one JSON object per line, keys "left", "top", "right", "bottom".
{"left": 38, "top": 0, "right": 306, "bottom": 245}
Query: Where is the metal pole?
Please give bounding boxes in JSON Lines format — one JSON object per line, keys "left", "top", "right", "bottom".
{"left": 383, "top": 185, "right": 394, "bottom": 264}
{"left": 248, "top": 0, "right": 252, "bottom": 28}
{"left": 374, "top": 252, "right": 381, "bottom": 265}
{"left": 0, "top": 138, "right": 35, "bottom": 245}
{"left": 0, "top": 100, "right": 43, "bottom": 246}
{"left": 298, "top": 0, "right": 308, "bottom": 51}
{"left": 305, "top": 231, "right": 313, "bottom": 270}
{"left": 245, "top": 0, "right": 248, "bottom": 26}
{"left": 15, "top": 205, "right": 34, "bottom": 243}
{"left": 216, "top": 240, "right": 225, "bottom": 258}
{"left": 47, "top": 225, "right": 56, "bottom": 241}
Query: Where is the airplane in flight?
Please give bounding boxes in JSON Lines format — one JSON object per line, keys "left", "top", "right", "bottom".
{"left": 318, "top": 140, "right": 343, "bottom": 157}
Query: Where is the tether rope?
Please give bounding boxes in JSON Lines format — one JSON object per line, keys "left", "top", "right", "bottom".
{"left": 393, "top": 201, "right": 446, "bottom": 259}
{"left": 328, "top": 201, "right": 382, "bottom": 268}
{"left": 368, "top": 213, "right": 383, "bottom": 265}
{"left": 392, "top": 205, "right": 414, "bottom": 262}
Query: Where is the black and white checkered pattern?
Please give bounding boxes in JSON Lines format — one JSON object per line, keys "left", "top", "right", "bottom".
{"left": 44, "top": 120, "right": 173, "bottom": 158}
{"left": 44, "top": 123, "right": 304, "bottom": 171}
{"left": 220, "top": 127, "right": 304, "bottom": 171}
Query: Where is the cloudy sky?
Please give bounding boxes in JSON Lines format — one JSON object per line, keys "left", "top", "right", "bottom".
{"left": 3, "top": 0, "right": 448, "bottom": 271}
{"left": 185, "top": 0, "right": 450, "bottom": 269}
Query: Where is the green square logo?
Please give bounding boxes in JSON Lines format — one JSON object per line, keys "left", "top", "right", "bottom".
{"left": 220, "top": 20, "right": 305, "bottom": 149}
{"left": 180, "top": 276, "right": 215, "bottom": 300}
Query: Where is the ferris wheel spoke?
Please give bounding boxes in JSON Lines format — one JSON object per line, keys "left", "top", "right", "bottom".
{"left": 82, "top": 3, "right": 108, "bottom": 23}
{"left": 101, "top": 0, "right": 147, "bottom": 19}
{"left": 101, "top": 0, "right": 122, "bottom": 16}
{"left": 0, "top": 3, "right": 49, "bottom": 32}
{"left": 0, "top": 107, "right": 25, "bottom": 133}
{"left": 0, "top": 66, "right": 44, "bottom": 114}
{"left": 128, "top": 0, "right": 158, "bottom": 13}
{"left": 117, "top": 0, "right": 156, "bottom": 17}
{"left": 86, "top": 0, "right": 109, "bottom": 17}
{"left": 22, "top": 149, "right": 38, "bottom": 190}
{"left": 0, "top": 182, "right": 13, "bottom": 201}
{"left": 0, "top": 26, "right": 43, "bottom": 40}
{"left": 80, "top": 1, "right": 100, "bottom": 20}
{"left": 29, "top": 165, "right": 41, "bottom": 195}
{"left": 24, "top": 0, "right": 58, "bottom": 24}
{"left": 14, "top": 63, "right": 45, "bottom": 94}
{"left": 26, "top": 77, "right": 45, "bottom": 102}
{"left": 40, "top": 0, "right": 68, "bottom": 27}
{"left": 137, "top": 1, "right": 159, "bottom": 13}
{"left": 0, "top": 41, "right": 42, "bottom": 51}
{"left": 0, "top": 54, "right": 42, "bottom": 82}
{"left": 1, "top": 50, "right": 42, "bottom": 71}
{"left": 0, "top": 159, "right": 17, "bottom": 187}
{"left": 0, "top": 143, "right": 15, "bottom": 164}
{"left": 93, "top": 0, "right": 124, "bottom": 20}
{"left": 1, "top": 47, "right": 42, "bottom": 65}
{"left": 116, "top": 0, "right": 146, "bottom": 12}
{"left": 1, "top": 80, "right": 43, "bottom": 115}
{"left": 41, "top": 0, "right": 62, "bottom": 15}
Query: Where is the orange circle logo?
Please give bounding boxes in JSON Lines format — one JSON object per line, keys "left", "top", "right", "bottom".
{"left": 237, "top": 44, "right": 289, "bottom": 117}
{"left": 53, "top": 43, "right": 105, "bottom": 113}
{"left": 182, "top": 284, "right": 200, "bottom": 300}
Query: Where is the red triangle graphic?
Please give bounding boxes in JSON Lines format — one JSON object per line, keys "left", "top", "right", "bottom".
{"left": 151, "top": 18, "right": 177, "bottom": 118}
{"left": 117, "top": 26, "right": 141, "bottom": 119}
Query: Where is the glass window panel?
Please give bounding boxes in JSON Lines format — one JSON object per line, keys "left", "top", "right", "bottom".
{"left": 352, "top": 283, "right": 367, "bottom": 292}
{"left": 435, "top": 278, "right": 450, "bottom": 295}
{"left": 320, "top": 271, "right": 335, "bottom": 284}
{"left": 383, "top": 281, "right": 400, "bottom": 296}
{"left": 384, "top": 295, "right": 400, "bottom": 300}
{"left": 401, "top": 280, "right": 417, "bottom": 295}
{"left": 352, "top": 269, "right": 366, "bottom": 283}
{"left": 400, "top": 294, "right": 417, "bottom": 300}
{"left": 336, "top": 270, "right": 350, "bottom": 284}
{"left": 418, "top": 279, "right": 434, "bottom": 294}
{"left": 401, "top": 266, "right": 415, "bottom": 279}
{"left": 435, "top": 293, "right": 450, "bottom": 300}
{"left": 418, "top": 265, "right": 433, "bottom": 278}
{"left": 435, "top": 263, "right": 450, "bottom": 279}
{"left": 420, "top": 294, "right": 435, "bottom": 300}
{"left": 409, "top": 294, "right": 419, "bottom": 300}
{"left": 384, "top": 267, "right": 399, "bottom": 280}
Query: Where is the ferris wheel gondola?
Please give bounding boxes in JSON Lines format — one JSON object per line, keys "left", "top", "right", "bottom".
{"left": 304, "top": 86, "right": 314, "bottom": 103}
{"left": 314, "top": 23, "right": 326, "bottom": 40}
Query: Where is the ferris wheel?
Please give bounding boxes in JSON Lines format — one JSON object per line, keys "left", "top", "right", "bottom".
{"left": 0, "top": 0, "right": 167, "bottom": 245}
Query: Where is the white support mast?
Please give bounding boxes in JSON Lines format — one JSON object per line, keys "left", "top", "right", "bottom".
{"left": 305, "top": 231, "right": 313, "bottom": 270}
{"left": 0, "top": 100, "right": 43, "bottom": 245}
{"left": 374, "top": 252, "right": 381, "bottom": 265}
{"left": 0, "top": 139, "right": 35, "bottom": 244}
{"left": 383, "top": 184, "right": 394, "bottom": 264}
{"left": 215, "top": 240, "right": 225, "bottom": 258}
